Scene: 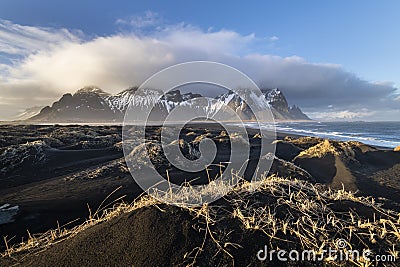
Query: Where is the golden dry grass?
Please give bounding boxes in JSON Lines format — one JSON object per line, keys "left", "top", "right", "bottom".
{"left": 2, "top": 174, "right": 400, "bottom": 266}
{"left": 294, "top": 138, "right": 370, "bottom": 161}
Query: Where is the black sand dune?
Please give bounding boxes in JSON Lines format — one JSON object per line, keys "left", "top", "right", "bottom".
{"left": 2, "top": 179, "right": 399, "bottom": 267}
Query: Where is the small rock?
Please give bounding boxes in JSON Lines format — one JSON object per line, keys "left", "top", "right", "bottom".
{"left": 394, "top": 146, "right": 400, "bottom": 152}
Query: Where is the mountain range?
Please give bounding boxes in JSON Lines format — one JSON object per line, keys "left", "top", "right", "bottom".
{"left": 27, "top": 86, "right": 310, "bottom": 122}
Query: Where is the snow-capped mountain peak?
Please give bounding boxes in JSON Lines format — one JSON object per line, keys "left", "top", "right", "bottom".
{"left": 28, "top": 87, "right": 310, "bottom": 122}
{"left": 74, "top": 86, "right": 110, "bottom": 96}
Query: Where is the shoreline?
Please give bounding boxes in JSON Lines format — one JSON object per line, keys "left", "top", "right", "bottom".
{"left": 1, "top": 120, "right": 398, "bottom": 149}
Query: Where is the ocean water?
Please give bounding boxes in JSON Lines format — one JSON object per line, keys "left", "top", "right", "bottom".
{"left": 0, "top": 204, "right": 19, "bottom": 225}
{"left": 274, "top": 121, "right": 400, "bottom": 148}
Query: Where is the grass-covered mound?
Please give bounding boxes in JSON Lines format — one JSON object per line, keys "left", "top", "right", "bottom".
{"left": 2, "top": 175, "right": 399, "bottom": 266}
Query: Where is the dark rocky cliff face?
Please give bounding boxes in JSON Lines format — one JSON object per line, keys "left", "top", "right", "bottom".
{"left": 289, "top": 105, "right": 310, "bottom": 121}
{"left": 32, "top": 88, "right": 115, "bottom": 121}
{"left": 261, "top": 88, "right": 310, "bottom": 120}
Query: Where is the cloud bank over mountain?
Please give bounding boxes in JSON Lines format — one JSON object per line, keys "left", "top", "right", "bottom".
{"left": 0, "top": 18, "right": 399, "bottom": 120}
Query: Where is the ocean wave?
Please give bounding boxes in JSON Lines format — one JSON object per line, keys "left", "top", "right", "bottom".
{"left": 273, "top": 125, "right": 400, "bottom": 148}
{"left": 221, "top": 122, "right": 400, "bottom": 148}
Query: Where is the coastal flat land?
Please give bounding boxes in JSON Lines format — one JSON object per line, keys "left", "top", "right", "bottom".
{"left": 1, "top": 124, "right": 400, "bottom": 266}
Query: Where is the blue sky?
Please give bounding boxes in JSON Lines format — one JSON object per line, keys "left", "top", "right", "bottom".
{"left": 0, "top": 0, "right": 399, "bottom": 120}
{"left": 1, "top": 0, "right": 399, "bottom": 86}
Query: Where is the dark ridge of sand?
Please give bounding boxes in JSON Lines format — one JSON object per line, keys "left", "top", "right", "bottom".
{"left": 274, "top": 141, "right": 302, "bottom": 161}
{"left": 330, "top": 155, "right": 357, "bottom": 191}
{"left": 279, "top": 137, "right": 400, "bottom": 203}
{"left": 16, "top": 205, "right": 204, "bottom": 267}
{"left": 269, "top": 157, "right": 315, "bottom": 182}
{"left": 293, "top": 154, "right": 357, "bottom": 191}
{"left": 294, "top": 154, "right": 337, "bottom": 184}
{"left": 1, "top": 182, "right": 397, "bottom": 267}
{"left": 0, "top": 204, "right": 293, "bottom": 267}
{"left": 0, "top": 124, "right": 400, "bottom": 265}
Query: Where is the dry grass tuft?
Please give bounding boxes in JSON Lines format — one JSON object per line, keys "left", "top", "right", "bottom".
{"left": 294, "top": 138, "right": 371, "bottom": 161}
{"left": 2, "top": 174, "right": 400, "bottom": 266}
{"left": 296, "top": 139, "right": 340, "bottom": 158}
{"left": 1, "top": 193, "right": 159, "bottom": 258}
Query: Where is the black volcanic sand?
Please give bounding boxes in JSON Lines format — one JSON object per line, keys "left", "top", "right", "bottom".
{"left": 0, "top": 203, "right": 297, "bottom": 267}
{"left": 0, "top": 125, "right": 132, "bottom": 250}
{"left": 2, "top": 187, "right": 398, "bottom": 266}
{"left": 0, "top": 124, "right": 400, "bottom": 266}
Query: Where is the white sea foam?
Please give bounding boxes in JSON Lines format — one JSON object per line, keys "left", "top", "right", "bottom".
{"left": 0, "top": 204, "right": 19, "bottom": 225}
{"left": 273, "top": 124, "right": 400, "bottom": 148}
{"left": 237, "top": 122, "right": 400, "bottom": 148}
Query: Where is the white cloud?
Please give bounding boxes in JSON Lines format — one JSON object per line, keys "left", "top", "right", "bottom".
{"left": 1, "top": 24, "right": 257, "bottom": 95}
{"left": 116, "top": 11, "right": 162, "bottom": 31}
{"left": 0, "top": 19, "right": 399, "bottom": 120}
{"left": 307, "top": 109, "right": 376, "bottom": 121}
{"left": 269, "top": 36, "right": 279, "bottom": 41}
{"left": 0, "top": 19, "right": 82, "bottom": 56}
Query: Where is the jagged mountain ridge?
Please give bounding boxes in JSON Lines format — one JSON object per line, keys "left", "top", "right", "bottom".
{"left": 29, "top": 86, "right": 310, "bottom": 122}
